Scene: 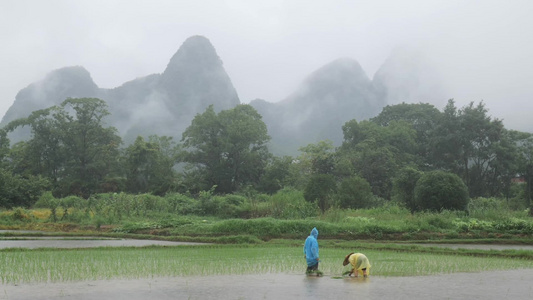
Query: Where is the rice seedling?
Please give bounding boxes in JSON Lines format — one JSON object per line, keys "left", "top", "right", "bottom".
{"left": 0, "top": 245, "right": 531, "bottom": 284}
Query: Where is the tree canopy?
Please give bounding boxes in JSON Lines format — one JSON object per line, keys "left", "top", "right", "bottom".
{"left": 180, "top": 104, "right": 271, "bottom": 194}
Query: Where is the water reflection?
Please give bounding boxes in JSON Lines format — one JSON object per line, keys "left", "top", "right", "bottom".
{"left": 3, "top": 270, "right": 532, "bottom": 300}
{"left": 0, "top": 238, "right": 206, "bottom": 249}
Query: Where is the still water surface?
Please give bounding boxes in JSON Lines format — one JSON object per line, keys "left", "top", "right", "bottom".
{"left": 0, "top": 237, "right": 204, "bottom": 248}
{"left": 1, "top": 270, "right": 532, "bottom": 300}
{"left": 1, "top": 232, "right": 531, "bottom": 299}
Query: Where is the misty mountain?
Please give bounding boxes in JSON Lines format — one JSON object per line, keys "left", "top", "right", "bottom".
{"left": 251, "top": 50, "right": 447, "bottom": 155}
{"left": 1, "top": 35, "right": 240, "bottom": 144}
{"left": 372, "top": 47, "right": 447, "bottom": 108}
{"left": 251, "top": 58, "right": 385, "bottom": 155}
{"left": 1, "top": 35, "right": 443, "bottom": 156}
{"left": 0, "top": 66, "right": 102, "bottom": 142}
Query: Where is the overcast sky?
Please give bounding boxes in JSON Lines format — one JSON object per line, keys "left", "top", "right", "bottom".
{"left": 1, "top": 0, "right": 532, "bottom": 131}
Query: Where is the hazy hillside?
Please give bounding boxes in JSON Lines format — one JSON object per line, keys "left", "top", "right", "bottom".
{"left": 1, "top": 36, "right": 444, "bottom": 155}
{"left": 1, "top": 36, "right": 240, "bottom": 145}
{"left": 372, "top": 47, "right": 447, "bottom": 108}
{"left": 251, "top": 58, "right": 384, "bottom": 155}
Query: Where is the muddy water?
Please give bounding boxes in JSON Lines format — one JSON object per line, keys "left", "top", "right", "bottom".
{"left": 410, "top": 243, "right": 533, "bottom": 251}
{"left": 2, "top": 237, "right": 532, "bottom": 251}
{"left": 1, "top": 235, "right": 531, "bottom": 299}
{"left": 0, "top": 238, "right": 205, "bottom": 249}
{"left": 1, "top": 269, "right": 532, "bottom": 300}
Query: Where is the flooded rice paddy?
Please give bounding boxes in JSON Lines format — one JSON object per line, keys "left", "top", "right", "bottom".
{"left": 1, "top": 270, "right": 532, "bottom": 300}
{"left": 0, "top": 232, "right": 532, "bottom": 299}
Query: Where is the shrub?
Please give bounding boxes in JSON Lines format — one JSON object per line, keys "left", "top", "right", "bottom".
{"left": 336, "top": 176, "right": 374, "bottom": 209}
{"left": 213, "top": 195, "right": 249, "bottom": 218}
{"left": 270, "top": 188, "right": 318, "bottom": 219}
{"left": 303, "top": 174, "right": 336, "bottom": 212}
{"left": 0, "top": 169, "right": 49, "bottom": 208}
{"left": 414, "top": 171, "right": 469, "bottom": 212}
{"left": 493, "top": 218, "right": 533, "bottom": 234}
{"left": 164, "top": 193, "right": 199, "bottom": 215}
{"left": 11, "top": 207, "right": 29, "bottom": 221}
{"left": 468, "top": 197, "right": 511, "bottom": 220}
{"left": 392, "top": 167, "right": 422, "bottom": 212}
{"left": 34, "top": 191, "right": 60, "bottom": 222}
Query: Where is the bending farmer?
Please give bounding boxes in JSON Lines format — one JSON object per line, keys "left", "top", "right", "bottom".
{"left": 303, "top": 227, "right": 320, "bottom": 275}
{"left": 343, "top": 252, "right": 371, "bottom": 277}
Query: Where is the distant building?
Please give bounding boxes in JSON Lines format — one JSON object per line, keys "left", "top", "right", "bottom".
{"left": 511, "top": 175, "right": 526, "bottom": 184}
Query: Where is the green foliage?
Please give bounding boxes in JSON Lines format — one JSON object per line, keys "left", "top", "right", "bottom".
{"left": 1, "top": 246, "right": 532, "bottom": 284}
{"left": 414, "top": 170, "right": 469, "bottom": 212}
{"left": 351, "top": 143, "right": 397, "bottom": 199}
{"left": 210, "top": 218, "right": 339, "bottom": 239}
{"left": 269, "top": 188, "right": 318, "bottom": 219}
{"left": 0, "top": 169, "right": 49, "bottom": 208}
{"left": 430, "top": 100, "right": 513, "bottom": 198}
{"left": 212, "top": 195, "right": 250, "bottom": 218}
{"left": 451, "top": 217, "right": 533, "bottom": 234}
{"left": 371, "top": 102, "right": 442, "bottom": 167}
{"left": 11, "top": 207, "right": 29, "bottom": 221}
{"left": 468, "top": 197, "right": 511, "bottom": 220}
{"left": 336, "top": 175, "right": 374, "bottom": 209}
{"left": 492, "top": 218, "right": 533, "bottom": 233}
{"left": 5, "top": 98, "right": 122, "bottom": 198}
{"left": 303, "top": 174, "right": 336, "bottom": 212}
{"left": 123, "top": 135, "right": 178, "bottom": 196}
{"left": 392, "top": 166, "right": 422, "bottom": 212}
{"left": 412, "top": 211, "right": 456, "bottom": 231}
{"left": 165, "top": 193, "right": 200, "bottom": 215}
{"left": 507, "top": 183, "right": 529, "bottom": 211}
{"left": 34, "top": 191, "right": 60, "bottom": 221}
{"left": 298, "top": 140, "right": 336, "bottom": 174}
{"left": 0, "top": 189, "right": 529, "bottom": 241}
{"left": 256, "top": 156, "right": 293, "bottom": 194}
{"left": 180, "top": 104, "right": 271, "bottom": 194}
{"left": 339, "top": 120, "right": 405, "bottom": 199}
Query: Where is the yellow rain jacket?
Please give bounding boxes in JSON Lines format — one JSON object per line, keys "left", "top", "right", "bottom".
{"left": 348, "top": 253, "right": 371, "bottom": 276}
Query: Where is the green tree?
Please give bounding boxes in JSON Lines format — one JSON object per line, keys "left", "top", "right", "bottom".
{"left": 336, "top": 175, "right": 374, "bottom": 209}
{"left": 514, "top": 131, "right": 533, "bottom": 215}
{"left": 0, "top": 129, "right": 9, "bottom": 164}
{"left": 414, "top": 170, "right": 469, "bottom": 212}
{"left": 0, "top": 168, "right": 49, "bottom": 208}
{"left": 429, "top": 99, "right": 462, "bottom": 172}
{"left": 257, "top": 156, "right": 293, "bottom": 194}
{"left": 339, "top": 119, "right": 417, "bottom": 199}
{"left": 181, "top": 104, "right": 271, "bottom": 194}
{"left": 59, "top": 98, "right": 122, "bottom": 196}
{"left": 124, "top": 135, "right": 178, "bottom": 195}
{"left": 5, "top": 107, "right": 65, "bottom": 184}
{"left": 430, "top": 100, "right": 514, "bottom": 198}
{"left": 303, "top": 173, "right": 336, "bottom": 212}
{"left": 371, "top": 102, "right": 441, "bottom": 168}
{"left": 5, "top": 98, "right": 122, "bottom": 197}
{"left": 392, "top": 166, "right": 422, "bottom": 212}
{"left": 298, "top": 140, "right": 336, "bottom": 174}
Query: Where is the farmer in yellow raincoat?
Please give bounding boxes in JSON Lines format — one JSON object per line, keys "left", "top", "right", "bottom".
{"left": 343, "top": 252, "right": 371, "bottom": 277}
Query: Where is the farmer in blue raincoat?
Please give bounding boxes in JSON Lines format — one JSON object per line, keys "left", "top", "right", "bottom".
{"left": 303, "top": 227, "right": 320, "bottom": 275}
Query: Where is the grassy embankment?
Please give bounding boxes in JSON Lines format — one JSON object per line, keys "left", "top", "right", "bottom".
{"left": 1, "top": 193, "right": 531, "bottom": 244}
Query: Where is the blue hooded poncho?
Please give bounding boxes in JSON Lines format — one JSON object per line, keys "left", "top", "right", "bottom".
{"left": 303, "top": 227, "right": 319, "bottom": 266}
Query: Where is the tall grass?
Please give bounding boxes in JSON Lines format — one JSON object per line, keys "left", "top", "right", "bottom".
{"left": 1, "top": 245, "right": 532, "bottom": 284}
{"left": 2, "top": 193, "right": 532, "bottom": 240}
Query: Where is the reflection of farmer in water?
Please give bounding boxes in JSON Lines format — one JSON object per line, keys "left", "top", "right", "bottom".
{"left": 343, "top": 252, "right": 371, "bottom": 277}
{"left": 303, "top": 227, "right": 320, "bottom": 275}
